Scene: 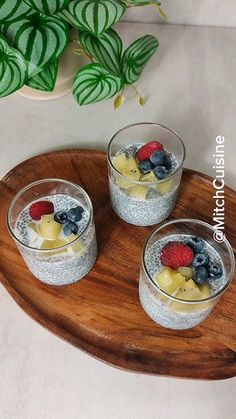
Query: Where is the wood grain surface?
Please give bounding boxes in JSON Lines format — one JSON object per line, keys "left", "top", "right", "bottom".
{"left": 0, "top": 149, "right": 235, "bottom": 380}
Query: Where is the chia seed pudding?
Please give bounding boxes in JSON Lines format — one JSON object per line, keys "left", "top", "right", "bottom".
{"left": 14, "top": 194, "right": 97, "bottom": 286}
{"left": 109, "top": 143, "right": 182, "bottom": 226}
{"left": 139, "top": 234, "right": 227, "bottom": 330}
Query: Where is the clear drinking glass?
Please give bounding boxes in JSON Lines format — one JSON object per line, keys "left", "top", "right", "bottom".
{"left": 139, "top": 219, "right": 235, "bottom": 329}
{"left": 108, "top": 122, "right": 185, "bottom": 226}
{"left": 7, "top": 179, "right": 97, "bottom": 286}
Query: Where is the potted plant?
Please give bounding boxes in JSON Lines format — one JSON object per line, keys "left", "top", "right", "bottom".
{"left": 0, "top": 1, "right": 165, "bottom": 107}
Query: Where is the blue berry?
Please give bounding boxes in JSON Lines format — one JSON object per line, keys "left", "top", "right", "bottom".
{"left": 150, "top": 150, "right": 166, "bottom": 166}
{"left": 192, "top": 252, "right": 209, "bottom": 268}
{"left": 153, "top": 166, "right": 168, "bottom": 180}
{"left": 54, "top": 211, "right": 68, "bottom": 224}
{"left": 139, "top": 160, "right": 153, "bottom": 174}
{"left": 63, "top": 221, "right": 78, "bottom": 236}
{"left": 208, "top": 264, "right": 223, "bottom": 279}
{"left": 187, "top": 236, "right": 205, "bottom": 254}
{"left": 67, "top": 206, "right": 84, "bottom": 222}
{"left": 193, "top": 266, "right": 209, "bottom": 285}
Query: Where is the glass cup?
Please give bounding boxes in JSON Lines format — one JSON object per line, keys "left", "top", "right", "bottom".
{"left": 139, "top": 219, "right": 235, "bottom": 329}
{"left": 108, "top": 122, "right": 185, "bottom": 226}
{"left": 7, "top": 179, "right": 97, "bottom": 286}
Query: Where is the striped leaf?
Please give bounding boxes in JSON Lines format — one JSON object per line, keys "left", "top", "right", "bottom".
{"left": 23, "top": 0, "right": 70, "bottom": 15}
{"left": 122, "top": 35, "right": 159, "bottom": 84}
{"left": 0, "top": 35, "right": 27, "bottom": 97}
{"left": 2, "top": 11, "right": 69, "bottom": 78}
{"left": 59, "top": 0, "right": 126, "bottom": 36}
{"left": 73, "top": 63, "right": 124, "bottom": 106}
{"left": 0, "top": 0, "right": 32, "bottom": 22}
{"left": 26, "top": 61, "right": 58, "bottom": 91}
{"left": 78, "top": 29, "right": 122, "bottom": 76}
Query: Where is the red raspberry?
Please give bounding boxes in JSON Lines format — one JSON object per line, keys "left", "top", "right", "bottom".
{"left": 29, "top": 201, "right": 54, "bottom": 221}
{"left": 160, "top": 242, "right": 194, "bottom": 269}
{"left": 137, "top": 141, "right": 164, "bottom": 162}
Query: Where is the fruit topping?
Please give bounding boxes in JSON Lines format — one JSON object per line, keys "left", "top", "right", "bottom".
{"left": 192, "top": 266, "right": 209, "bottom": 285}
{"left": 192, "top": 252, "right": 209, "bottom": 268}
{"left": 156, "top": 267, "right": 185, "bottom": 295}
{"left": 63, "top": 221, "right": 79, "bottom": 236}
{"left": 29, "top": 200, "right": 54, "bottom": 221}
{"left": 137, "top": 141, "right": 164, "bottom": 162}
{"left": 187, "top": 236, "right": 205, "bottom": 253}
{"left": 150, "top": 150, "right": 166, "bottom": 166}
{"left": 54, "top": 211, "right": 68, "bottom": 224}
{"left": 39, "top": 214, "right": 61, "bottom": 240}
{"left": 161, "top": 242, "right": 194, "bottom": 269}
{"left": 177, "top": 267, "right": 194, "bottom": 279}
{"left": 208, "top": 263, "right": 223, "bottom": 279}
{"left": 138, "top": 160, "right": 153, "bottom": 174}
{"left": 67, "top": 206, "right": 84, "bottom": 222}
{"left": 128, "top": 185, "right": 148, "bottom": 200}
{"left": 156, "top": 177, "right": 174, "bottom": 194}
{"left": 40, "top": 239, "right": 67, "bottom": 250}
{"left": 153, "top": 166, "right": 168, "bottom": 180}
{"left": 140, "top": 171, "right": 156, "bottom": 182}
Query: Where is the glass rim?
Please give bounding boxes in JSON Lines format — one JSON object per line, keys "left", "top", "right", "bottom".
{"left": 107, "top": 122, "right": 186, "bottom": 185}
{"left": 7, "top": 178, "right": 93, "bottom": 253}
{"left": 142, "top": 218, "right": 235, "bottom": 304}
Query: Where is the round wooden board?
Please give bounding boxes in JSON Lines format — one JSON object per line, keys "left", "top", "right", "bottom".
{"left": 0, "top": 149, "right": 235, "bottom": 380}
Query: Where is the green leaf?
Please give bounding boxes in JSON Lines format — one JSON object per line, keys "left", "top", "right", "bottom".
{"left": 23, "top": 0, "right": 70, "bottom": 15}
{"left": 2, "top": 9, "right": 69, "bottom": 78}
{"left": 73, "top": 63, "right": 124, "bottom": 106}
{"left": 26, "top": 60, "right": 58, "bottom": 91}
{"left": 78, "top": 29, "right": 122, "bottom": 76}
{"left": 0, "top": 0, "right": 33, "bottom": 22}
{"left": 122, "top": 35, "right": 158, "bottom": 84}
{"left": 0, "top": 34, "right": 27, "bottom": 97}
{"left": 59, "top": 0, "right": 126, "bottom": 36}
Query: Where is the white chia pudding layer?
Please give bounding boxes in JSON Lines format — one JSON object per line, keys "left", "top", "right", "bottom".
{"left": 139, "top": 234, "right": 226, "bottom": 329}
{"left": 109, "top": 143, "right": 181, "bottom": 226}
{"left": 15, "top": 194, "right": 97, "bottom": 286}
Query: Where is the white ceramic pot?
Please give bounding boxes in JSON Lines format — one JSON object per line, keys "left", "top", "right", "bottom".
{"left": 18, "top": 40, "right": 88, "bottom": 101}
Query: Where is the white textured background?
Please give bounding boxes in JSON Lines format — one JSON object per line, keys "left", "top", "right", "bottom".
{"left": 123, "top": 0, "right": 236, "bottom": 27}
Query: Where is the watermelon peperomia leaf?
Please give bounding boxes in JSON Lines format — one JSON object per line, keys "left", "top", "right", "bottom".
{"left": 0, "top": 34, "right": 27, "bottom": 97}
{"left": 78, "top": 29, "right": 123, "bottom": 76}
{"left": 2, "top": 7, "right": 69, "bottom": 78}
{"left": 23, "top": 0, "right": 70, "bottom": 15}
{"left": 73, "top": 63, "right": 124, "bottom": 105}
{"left": 59, "top": 0, "right": 126, "bottom": 37}
{"left": 0, "top": 0, "right": 33, "bottom": 22}
{"left": 26, "top": 61, "right": 59, "bottom": 92}
{"left": 122, "top": 35, "right": 159, "bottom": 84}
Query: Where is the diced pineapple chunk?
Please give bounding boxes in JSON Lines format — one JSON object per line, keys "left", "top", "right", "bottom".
{"left": 116, "top": 169, "right": 140, "bottom": 189}
{"left": 64, "top": 234, "right": 85, "bottom": 254}
{"left": 112, "top": 153, "right": 128, "bottom": 173}
{"left": 171, "top": 280, "right": 212, "bottom": 313}
{"left": 40, "top": 239, "right": 67, "bottom": 250}
{"left": 128, "top": 185, "right": 148, "bottom": 200}
{"left": 140, "top": 171, "right": 157, "bottom": 182}
{"left": 126, "top": 157, "right": 139, "bottom": 172}
{"left": 177, "top": 267, "right": 194, "bottom": 280}
{"left": 156, "top": 177, "right": 174, "bottom": 194}
{"left": 156, "top": 267, "right": 186, "bottom": 295}
{"left": 39, "top": 214, "right": 61, "bottom": 240}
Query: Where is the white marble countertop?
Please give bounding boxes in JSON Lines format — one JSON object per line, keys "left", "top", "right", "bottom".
{"left": 0, "top": 22, "right": 235, "bottom": 419}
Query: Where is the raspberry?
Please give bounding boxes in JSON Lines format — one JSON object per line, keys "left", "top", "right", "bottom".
{"left": 137, "top": 141, "right": 164, "bottom": 162}
{"left": 29, "top": 201, "right": 54, "bottom": 221}
{"left": 161, "top": 242, "right": 194, "bottom": 269}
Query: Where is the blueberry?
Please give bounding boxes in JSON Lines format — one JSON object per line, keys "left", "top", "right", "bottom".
{"left": 150, "top": 150, "right": 166, "bottom": 166}
{"left": 63, "top": 221, "right": 78, "bottom": 236}
{"left": 187, "top": 236, "right": 205, "bottom": 254}
{"left": 139, "top": 160, "right": 153, "bottom": 174}
{"left": 208, "top": 264, "right": 223, "bottom": 279}
{"left": 193, "top": 266, "right": 209, "bottom": 285}
{"left": 164, "top": 153, "right": 172, "bottom": 170}
{"left": 153, "top": 166, "right": 168, "bottom": 180}
{"left": 67, "top": 206, "right": 84, "bottom": 222}
{"left": 54, "top": 211, "right": 68, "bottom": 224}
{"left": 192, "top": 252, "right": 209, "bottom": 268}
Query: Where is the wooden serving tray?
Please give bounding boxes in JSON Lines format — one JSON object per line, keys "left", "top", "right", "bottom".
{"left": 0, "top": 149, "right": 235, "bottom": 380}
